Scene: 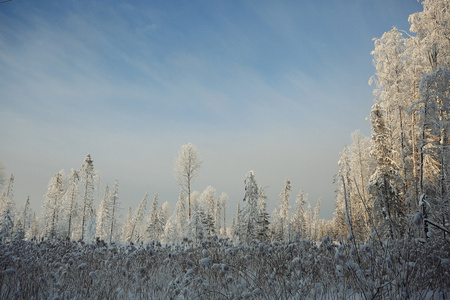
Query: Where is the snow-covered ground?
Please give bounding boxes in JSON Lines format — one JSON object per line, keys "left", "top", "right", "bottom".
{"left": 1, "top": 237, "right": 449, "bottom": 299}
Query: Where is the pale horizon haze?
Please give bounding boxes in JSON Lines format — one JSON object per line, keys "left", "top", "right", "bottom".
{"left": 0, "top": 0, "right": 423, "bottom": 223}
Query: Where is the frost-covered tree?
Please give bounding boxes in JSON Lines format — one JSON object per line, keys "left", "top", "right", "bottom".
{"left": 159, "top": 201, "right": 170, "bottom": 236}
{"left": 200, "top": 186, "right": 216, "bottom": 235}
{"left": 80, "top": 154, "right": 96, "bottom": 241}
{"left": 174, "top": 143, "right": 202, "bottom": 220}
{"left": 239, "top": 171, "right": 260, "bottom": 244}
{"left": 409, "top": 0, "right": 450, "bottom": 70}
{"left": 220, "top": 192, "right": 228, "bottom": 235}
{"left": 95, "top": 181, "right": 120, "bottom": 243}
{"left": 411, "top": 66, "right": 450, "bottom": 237}
{"left": 371, "top": 28, "right": 411, "bottom": 197}
{"left": 368, "top": 102, "right": 406, "bottom": 239}
{"left": 175, "top": 190, "right": 187, "bottom": 234}
{"left": 121, "top": 207, "right": 133, "bottom": 243}
{"left": 291, "top": 190, "right": 307, "bottom": 239}
{"left": 312, "top": 198, "right": 321, "bottom": 241}
{"left": 278, "top": 178, "right": 292, "bottom": 240}
{"left": 108, "top": 181, "right": 120, "bottom": 243}
{"left": 63, "top": 169, "right": 80, "bottom": 240}
{"left": 256, "top": 187, "right": 270, "bottom": 242}
{"left": 184, "top": 206, "right": 206, "bottom": 243}
{"left": 25, "top": 212, "right": 40, "bottom": 241}
{"left": 15, "top": 196, "right": 32, "bottom": 241}
{"left": 42, "top": 170, "right": 65, "bottom": 240}
{"left": 145, "top": 194, "right": 162, "bottom": 242}
{"left": 0, "top": 174, "right": 15, "bottom": 241}
{"left": 231, "top": 202, "right": 241, "bottom": 241}
{"left": 127, "top": 193, "right": 148, "bottom": 243}
{"left": 163, "top": 214, "right": 177, "bottom": 244}
{"left": 96, "top": 184, "right": 110, "bottom": 241}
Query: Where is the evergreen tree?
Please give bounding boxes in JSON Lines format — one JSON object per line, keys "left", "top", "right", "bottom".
{"left": 63, "top": 169, "right": 80, "bottom": 240}
{"left": 291, "top": 190, "right": 307, "bottom": 239}
{"left": 175, "top": 190, "right": 187, "bottom": 235}
{"left": 368, "top": 102, "right": 406, "bottom": 239}
{"left": 239, "top": 171, "right": 260, "bottom": 244}
{"left": 200, "top": 186, "right": 216, "bottom": 236}
{"left": 80, "top": 154, "right": 96, "bottom": 241}
{"left": 42, "top": 170, "right": 65, "bottom": 240}
{"left": 0, "top": 174, "right": 15, "bottom": 242}
{"left": 145, "top": 194, "right": 162, "bottom": 242}
{"left": 128, "top": 192, "right": 148, "bottom": 243}
{"left": 256, "top": 187, "right": 270, "bottom": 242}
{"left": 95, "top": 184, "right": 110, "bottom": 241}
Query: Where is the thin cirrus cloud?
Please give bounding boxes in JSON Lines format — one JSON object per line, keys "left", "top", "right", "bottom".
{"left": 0, "top": 0, "right": 422, "bottom": 220}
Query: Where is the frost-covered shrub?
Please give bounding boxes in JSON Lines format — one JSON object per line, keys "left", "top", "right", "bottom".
{"left": 0, "top": 237, "right": 448, "bottom": 299}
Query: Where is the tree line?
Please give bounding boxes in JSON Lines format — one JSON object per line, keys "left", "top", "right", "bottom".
{"left": 0, "top": 0, "right": 449, "bottom": 245}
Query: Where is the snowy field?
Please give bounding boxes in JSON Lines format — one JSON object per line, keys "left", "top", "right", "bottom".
{"left": 1, "top": 237, "right": 449, "bottom": 299}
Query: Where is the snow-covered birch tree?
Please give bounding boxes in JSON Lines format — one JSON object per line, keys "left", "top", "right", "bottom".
{"left": 175, "top": 143, "right": 202, "bottom": 220}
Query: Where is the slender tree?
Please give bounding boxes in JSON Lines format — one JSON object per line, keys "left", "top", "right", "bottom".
{"left": 42, "top": 170, "right": 65, "bottom": 240}
{"left": 80, "top": 154, "right": 96, "bottom": 241}
{"left": 64, "top": 169, "right": 80, "bottom": 240}
{"left": 174, "top": 143, "right": 202, "bottom": 220}
{"left": 0, "top": 174, "right": 15, "bottom": 241}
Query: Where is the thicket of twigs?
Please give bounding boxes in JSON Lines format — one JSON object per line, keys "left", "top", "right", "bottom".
{"left": 1, "top": 236, "right": 449, "bottom": 299}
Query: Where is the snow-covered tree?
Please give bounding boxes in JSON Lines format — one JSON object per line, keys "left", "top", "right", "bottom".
{"left": 174, "top": 143, "right": 202, "bottom": 220}
{"left": 108, "top": 181, "right": 120, "bottom": 243}
{"left": 145, "top": 194, "right": 162, "bottom": 242}
{"left": 411, "top": 66, "right": 450, "bottom": 237}
{"left": 184, "top": 207, "right": 206, "bottom": 243}
{"left": 220, "top": 192, "right": 228, "bottom": 235}
{"left": 368, "top": 102, "right": 406, "bottom": 239}
{"left": 128, "top": 193, "right": 148, "bottom": 243}
{"left": 175, "top": 190, "right": 187, "bottom": 235}
{"left": 25, "top": 212, "right": 40, "bottom": 241}
{"left": 409, "top": 0, "right": 450, "bottom": 71}
{"left": 63, "top": 169, "right": 80, "bottom": 240}
{"left": 96, "top": 184, "right": 110, "bottom": 241}
{"left": 121, "top": 207, "right": 133, "bottom": 243}
{"left": 291, "top": 190, "right": 307, "bottom": 239}
{"left": 256, "top": 187, "right": 270, "bottom": 242}
{"left": 15, "top": 196, "right": 32, "bottom": 241}
{"left": 42, "top": 170, "right": 65, "bottom": 240}
{"left": 95, "top": 181, "right": 121, "bottom": 243}
{"left": 239, "top": 171, "right": 260, "bottom": 244}
{"left": 0, "top": 174, "right": 15, "bottom": 242}
{"left": 80, "top": 154, "right": 96, "bottom": 241}
{"left": 200, "top": 186, "right": 216, "bottom": 235}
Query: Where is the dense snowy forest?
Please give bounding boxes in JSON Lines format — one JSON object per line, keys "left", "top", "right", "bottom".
{"left": 1, "top": 0, "right": 449, "bottom": 298}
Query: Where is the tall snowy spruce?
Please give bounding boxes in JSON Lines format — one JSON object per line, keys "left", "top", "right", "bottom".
{"left": 272, "top": 179, "right": 292, "bottom": 241}
{"left": 239, "top": 171, "right": 260, "bottom": 244}
{"left": 80, "top": 154, "right": 96, "bottom": 241}
{"left": 42, "top": 170, "right": 65, "bottom": 240}
{"left": 368, "top": 102, "right": 406, "bottom": 239}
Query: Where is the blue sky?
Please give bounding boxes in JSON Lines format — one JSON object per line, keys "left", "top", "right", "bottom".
{"left": 0, "top": 0, "right": 422, "bottom": 222}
